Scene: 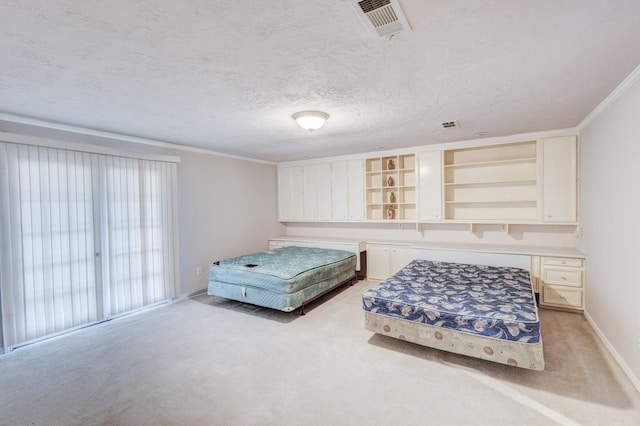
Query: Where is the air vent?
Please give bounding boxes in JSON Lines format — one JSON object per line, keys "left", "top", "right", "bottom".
{"left": 352, "top": 0, "right": 411, "bottom": 38}
{"left": 441, "top": 120, "right": 460, "bottom": 129}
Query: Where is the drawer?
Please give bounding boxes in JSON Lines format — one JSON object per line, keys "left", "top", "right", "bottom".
{"left": 541, "top": 285, "right": 583, "bottom": 309}
{"left": 542, "top": 257, "right": 583, "bottom": 268}
{"left": 542, "top": 268, "right": 582, "bottom": 287}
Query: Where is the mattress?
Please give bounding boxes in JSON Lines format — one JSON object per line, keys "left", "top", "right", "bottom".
{"left": 362, "top": 259, "right": 544, "bottom": 370}
{"left": 362, "top": 259, "right": 540, "bottom": 343}
{"left": 208, "top": 246, "right": 357, "bottom": 312}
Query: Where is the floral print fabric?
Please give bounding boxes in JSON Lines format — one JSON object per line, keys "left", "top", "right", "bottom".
{"left": 362, "top": 260, "right": 540, "bottom": 343}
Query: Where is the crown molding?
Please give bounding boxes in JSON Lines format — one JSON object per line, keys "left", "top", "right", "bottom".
{"left": 0, "top": 113, "right": 275, "bottom": 165}
{"left": 577, "top": 64, "right": 640, "bottom": 131}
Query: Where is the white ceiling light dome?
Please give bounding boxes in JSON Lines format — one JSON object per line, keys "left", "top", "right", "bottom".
{"left": 292, "top": 111, "right": 329, "bottom": 131}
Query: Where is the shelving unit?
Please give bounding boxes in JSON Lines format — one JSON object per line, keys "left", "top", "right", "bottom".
{"left": 365, "top": 154, "right": 416, "bottom": 220}
{"left": 443, "top": 141, "right": 537, "bottom": 221}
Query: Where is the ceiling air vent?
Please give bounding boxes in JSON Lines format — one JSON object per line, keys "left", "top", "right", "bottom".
{"left": 441, "top": 120, "right": 460, "bottom": 129}
{"left": 352, "top": 0, "right": 411, "bottom": 38}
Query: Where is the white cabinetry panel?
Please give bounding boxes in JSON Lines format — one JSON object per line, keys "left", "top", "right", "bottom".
{"left": 417, "top": 150, "right": 443, "bottom": 220}
{"left": 332, "top": 159, "right": 364, "bottom": 220}
{"left": 303, "top": 163, "right": 332, "bottom": 220}
{"left": 367, "top": 243, "right": 411, "bottom": 280}
{"left": 540, "top": 136, "right": 577, "bottom": 223}
{"left": 277, "top": 165, "right": 303, "bottom": 221}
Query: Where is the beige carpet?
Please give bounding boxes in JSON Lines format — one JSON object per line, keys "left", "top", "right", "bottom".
{"left": 1, "top": 280, "right": 639, "bottom": 425}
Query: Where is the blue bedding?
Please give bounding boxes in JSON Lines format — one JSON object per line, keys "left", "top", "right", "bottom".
{"left": 362, "top": 260, "right": 540, "bottom": 343}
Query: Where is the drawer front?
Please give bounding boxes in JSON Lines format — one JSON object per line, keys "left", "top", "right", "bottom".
{"left": 541, "top": 285, "right": 583, "bottom": 309}
{"left": 542, "top": 268, "right": 582, "bottom": 287}
{"left": 542, "top": 256, "right": 584, "bottom": 268}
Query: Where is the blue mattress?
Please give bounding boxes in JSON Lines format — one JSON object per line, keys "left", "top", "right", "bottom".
{"left": 210, "top": 246, "right": 356, "bottom": 293}
{"left": 362, "top": 260, "right": 540, "bottom": 343}
{"left": 208, "top": 246, "right": 357, "bottom": 312}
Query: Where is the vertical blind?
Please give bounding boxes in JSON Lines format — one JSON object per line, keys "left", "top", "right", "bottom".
{"left": 0, "top": 142, "right": 179, "bottom": 352}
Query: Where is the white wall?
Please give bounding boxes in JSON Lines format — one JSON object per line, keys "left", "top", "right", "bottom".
{"left": 579, "top": 75, "right": 640, "bottom": 387}
{"left": 177, "top": 151, "right": 284, "bottom": 294}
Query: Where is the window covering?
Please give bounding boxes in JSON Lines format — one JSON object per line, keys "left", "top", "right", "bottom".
{"left": 0, "top": 142, "right": 179, "bottom": 352}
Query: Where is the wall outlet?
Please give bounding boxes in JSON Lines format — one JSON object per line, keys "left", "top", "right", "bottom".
{"left": 499, "top": 224, "right": 508, "bottom": 232}
{"left": 196, "top": 266, "right": 202, "bottom": 276}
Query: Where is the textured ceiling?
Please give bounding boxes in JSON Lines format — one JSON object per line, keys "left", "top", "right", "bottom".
{"left": 1, "top": 0, "right": 639, "bottom": 162}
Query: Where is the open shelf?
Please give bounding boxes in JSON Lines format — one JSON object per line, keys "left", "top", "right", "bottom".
{"left": 366, "top": 154, "right": 416, "bottom": 220}
{"left": 443, "top": 141, "right": 538, "bottom": 221}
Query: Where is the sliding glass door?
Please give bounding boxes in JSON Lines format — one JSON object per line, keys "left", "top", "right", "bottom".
{"left": 0, "top": 142, "right": 178, "bottom": 353}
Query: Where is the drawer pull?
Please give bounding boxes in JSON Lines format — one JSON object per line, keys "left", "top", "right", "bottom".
{"left": 561, "top": 276, "right": 567, "bottom": 280}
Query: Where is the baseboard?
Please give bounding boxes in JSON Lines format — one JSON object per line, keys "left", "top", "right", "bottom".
{"left": 584, "top": 310, "right": 640, "bottom": 393}
{"left": 174, "top": 288, "right": 207, "bottom": 302}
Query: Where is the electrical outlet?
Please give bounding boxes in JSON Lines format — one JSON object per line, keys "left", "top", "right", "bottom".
{"left": 499, "top": 224, "right": 508, "bottom": 232}
{"left": 196, "top": 266, "right": 202, "bottom": 276}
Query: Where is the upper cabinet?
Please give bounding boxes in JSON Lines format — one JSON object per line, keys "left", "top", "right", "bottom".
{"left": 278, "top": 165, "right": 304, "bottom": 221}
{"left": 277, "top": 134, "right": 578, "bottom": 225}
{"left": 303, "top": 163, "right": 332, "bottom": 221}
{"left": 365, "top": 154, "right": 416, "bottom": 221}
{"left": 443, "top": 141, "right": 538, "bottom": 221}
{"left": 332, "top": 159, "right": 364, "bottom": 221}
{"left": 278, "top": 160, "right": 364, "bottom": 222}
{"left": 539, "top": 135, "right": 577, "bottom": 223}
{"left": 417, "top": 150, "right": 443, "bottom": 221}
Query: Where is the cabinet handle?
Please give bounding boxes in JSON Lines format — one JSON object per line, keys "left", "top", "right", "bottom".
{"left": 561, "top": 276, "right": 567, "bottom": 280}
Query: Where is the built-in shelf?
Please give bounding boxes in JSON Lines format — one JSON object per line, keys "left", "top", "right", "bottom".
{"left": 366, "top": 154, "right": 416, "bottom": 221}
{"left": 443, "top": 141, "right": 537, "bottom": 221}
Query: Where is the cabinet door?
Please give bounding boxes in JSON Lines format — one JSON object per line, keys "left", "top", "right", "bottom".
{"left": 347, "top": 159, "right": 365, "bottom": 220}
{"left": 367, "top": 245, "right": 390, "bottom": 280}
{"left": 316, "top": 163, "right": 333, "bottom": 220}
{"left": 417, "top": 150, "right": 443, "bottom": 220}
{"left": 390, "top": 246, "right": 411, "bottom": 274}
{"left": 332, "top": 159, "right": 364, "bottom": 221}
{"left": 278, "top": 165, "right": 303, "bottom": 220}
{"left": 303, "top": 164, "right": 318, "bottom": 220}
{"left": 332, "top": 160, "right": 349, "bottom": 220}
{"left": 303, "top": 163, "right": 332, "bottom": 220}
{"left": 540, "top": 136, "right": 577, "bottom": 223}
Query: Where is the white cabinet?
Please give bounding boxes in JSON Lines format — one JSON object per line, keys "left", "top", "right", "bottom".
{"left": 540, "top": 136, "right": 577, "bottom": 223}
{"left": 277, "top": 165, "right": 303, "bottom": 221}
{"left": 417, "top": 150, "right": 443, "bottom": 220}
{"left": 278, "top": 134, "right": 578, "bottom": 225}
{"left": 539, "top": 256, "right": 584, "bottom": 311}
{"left": 530, "top": 255, "right": 541, "bottom": 293}
{"left": 367, "top": 243, "right": 412, "bottom": 280}
{"left": 332, "top": 159, "right": 364, "bottom": 220}
{"left": 303, "top": 163, "right": 332, "bottom": 220}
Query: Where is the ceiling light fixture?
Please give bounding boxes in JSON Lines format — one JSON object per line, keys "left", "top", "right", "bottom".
{"left": 292, "top": 111, "right": 329, "bottom": 131}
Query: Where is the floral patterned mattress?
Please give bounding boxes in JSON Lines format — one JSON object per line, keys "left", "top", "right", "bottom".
{"left": 362, "top": 260, "right": 540, "bottom": 343}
